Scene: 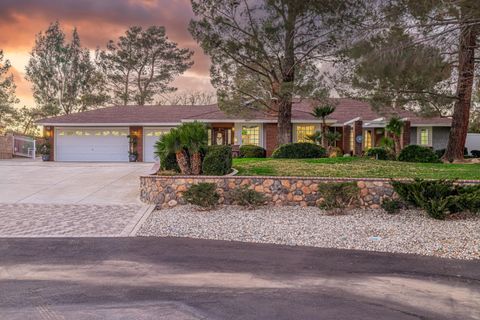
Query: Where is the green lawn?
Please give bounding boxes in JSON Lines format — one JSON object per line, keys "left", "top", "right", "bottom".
{"left": 233, "top": 157, "right": 480, "bottom": 180}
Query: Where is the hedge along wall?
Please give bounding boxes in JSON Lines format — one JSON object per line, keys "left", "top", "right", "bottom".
{"left": 141, "top": 175, "right": 477, "bottom": 209}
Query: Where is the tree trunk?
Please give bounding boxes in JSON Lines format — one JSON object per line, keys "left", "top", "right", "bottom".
{"left": 277, "top": 96, "right": 293, "bottom": 145}
{"left": 190, "top": 152, "right": 202, "bottom": 175}
{"left": 175, "top": 150, "right": 191, "bottom": 175}
{"left": 276, "top": 4, "right": 296, "bottom": 146}
{"left": 443, "top": 21, "right": 476, "bottom": 161}
{"left": 394, "top": 135, "right": 401, "bottom": 158}
{"left": 321, "top": 119, "right": 327, "bottom": 148}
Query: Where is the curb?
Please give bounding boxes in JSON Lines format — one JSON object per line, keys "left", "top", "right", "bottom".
{"left": 121, "top": 204, "right": 155, "bottom": 237}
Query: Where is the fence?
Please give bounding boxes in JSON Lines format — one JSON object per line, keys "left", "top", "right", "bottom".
{"left": 466, "top": 133, "right": 480, "bottom": 155}
{"left": 13, "top": 135, "right": 36, "bottom": 159}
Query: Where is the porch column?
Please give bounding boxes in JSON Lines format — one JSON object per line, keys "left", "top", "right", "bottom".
{"left": 354, "top": 120, "right": 363, "bottom": 156}
{"left": 401, "top": 121, "right": 411, "bottom": 149}
{"left": 342, "top": 125, "right": 351, "bottom": 154}
{"left": 264, "top": 123, "right": 278, "bottom": 157}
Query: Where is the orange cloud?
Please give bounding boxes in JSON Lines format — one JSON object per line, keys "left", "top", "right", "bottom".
{"left": 0, "top": 0, "right": 214, "bottom": 106}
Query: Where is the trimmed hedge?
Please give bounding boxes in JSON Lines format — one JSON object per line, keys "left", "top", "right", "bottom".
{"left": 365, "top": 147, "right": 390, "bottom": 160}
{"left": 272, "top": 143, "right": 327, "bottom": 159}
{"left": 202, "top": 145, "right": 232, "bottom": 175}
{"left": 239, "top": 145, "right": 266, "bottom": 158}
{"left": 398, "top": 145, "right": 441, "bottom": 163}
{"left": 471, "top": 150, "right": 480, "bottom": 158}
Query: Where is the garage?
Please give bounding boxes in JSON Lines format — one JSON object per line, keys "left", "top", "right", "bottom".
{"left": 143, "top": 127, "right": 173, "bottom": 162}
{"left": 55, "top": 127, "right": 129, "bottom": 162}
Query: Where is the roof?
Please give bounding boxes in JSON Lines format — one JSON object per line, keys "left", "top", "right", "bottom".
{"left": 37, "top": 99, "right": 451, "bottom": 126}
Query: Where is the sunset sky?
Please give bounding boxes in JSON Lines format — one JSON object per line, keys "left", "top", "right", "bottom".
{"left": 0, "top": 0, "right": 214, "bottom": 107}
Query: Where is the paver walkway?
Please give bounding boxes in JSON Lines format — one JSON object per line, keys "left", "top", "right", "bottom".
{"left": 0, "top": 203, "right": 150, "bottom": 237}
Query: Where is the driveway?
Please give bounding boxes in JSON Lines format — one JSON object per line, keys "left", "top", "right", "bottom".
{"left": 0, "top": 238, "right": 478, "bottom": 320}
{"left": 0, "top": 160, "right": 152, "bottom": 204}
{"left": 0, "top": 160, "right": 154, "bottom": 237}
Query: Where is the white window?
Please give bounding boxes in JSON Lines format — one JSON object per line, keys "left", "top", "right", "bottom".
{"left": 417, "top": 127, "right": 432, "bottom": 146}
{"left": 242, "top": 126, "right": 260, "bottom": 146}
{"left": 296, "top": 125, "right": 316, "bottom": 143}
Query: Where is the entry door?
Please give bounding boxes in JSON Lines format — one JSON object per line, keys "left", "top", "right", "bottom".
{"left": 212, "top": 128, "right": 232, "bottom": 145}
{"left": 144, "top": 127, "right": 173, "bottom": 163}
{"left": 56, "top": 127, "right": 129, "bottom": 162}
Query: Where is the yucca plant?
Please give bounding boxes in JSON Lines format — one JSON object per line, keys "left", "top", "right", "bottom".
{"left": 386, "top": 116, "right": 404, "bottom": 157}
{"left": 154, "top": 128, "right": 191, "bottom": 175}
{"left": 311, "top": 104, "right": 336, "bottom": 148}
{"left": 180, "top": 122, "right": 208, "bottom": 175}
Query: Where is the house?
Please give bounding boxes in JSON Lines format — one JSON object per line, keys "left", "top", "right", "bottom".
{"left": 37, "top": 98, "right": 451, "bottom": 162}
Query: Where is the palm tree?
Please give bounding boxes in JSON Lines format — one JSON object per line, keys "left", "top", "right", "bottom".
{"left": 311, "top": 104, "right": 336, "bottom": 148}
{"left": 386, "top": 116, "right": 404, "bottom": 158}
{"left": 155, "top": 128, "right": 191, "bottom": 175}
{"left": 180, "top": 122, "right": 208, "bottom": 175}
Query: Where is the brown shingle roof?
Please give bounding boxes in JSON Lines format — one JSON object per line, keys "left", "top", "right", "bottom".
{"left": 37, "top": 99, "right": 451, "bottom": 126}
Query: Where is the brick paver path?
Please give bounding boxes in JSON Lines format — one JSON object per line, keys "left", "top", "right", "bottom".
{"left": 0, "top": 204, "right": 143, "bottom": 237}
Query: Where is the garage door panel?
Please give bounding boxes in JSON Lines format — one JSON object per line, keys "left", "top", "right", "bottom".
{"left": 144, "top": 127, "right": 174, "bottom": 163}
{"left": 56, "top": 127, "right": 129, "bottom": 162}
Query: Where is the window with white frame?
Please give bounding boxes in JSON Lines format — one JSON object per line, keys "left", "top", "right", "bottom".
{"left": 417, "top": 127, "right": 432, "bottom": 146}
{"left": 296, "top": 125, "right": 316, "bottom": 143}
{"left": 242, "top": 125, "right": 260, "bottom": 146}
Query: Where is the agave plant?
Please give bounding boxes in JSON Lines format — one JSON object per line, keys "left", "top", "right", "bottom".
{"left": 154, "top": 128, "right": 191, "bottom": 175}
{"left": 180, "top": 122, "right": 208, "bottom": 175}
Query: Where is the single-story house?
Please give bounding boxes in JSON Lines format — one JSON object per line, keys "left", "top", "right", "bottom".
{"left": 37, "top": 98, "right": 451, "bottom": 162}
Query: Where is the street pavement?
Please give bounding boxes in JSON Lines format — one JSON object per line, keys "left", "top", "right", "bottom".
{"left": 0, "top": 237, "right": 478, "bottom": 320}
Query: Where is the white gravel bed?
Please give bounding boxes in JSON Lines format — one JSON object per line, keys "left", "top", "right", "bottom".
{"left": 137, "top": 206, "right": 480, "bottom": 260}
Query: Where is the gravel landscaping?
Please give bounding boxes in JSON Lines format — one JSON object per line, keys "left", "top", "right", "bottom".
{"left": 137, "top": 206, "right": 480, "bottom": 260}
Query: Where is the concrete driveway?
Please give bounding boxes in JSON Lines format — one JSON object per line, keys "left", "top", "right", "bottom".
{"left": 0, "top": 159, "right": 152, "bottom": 205}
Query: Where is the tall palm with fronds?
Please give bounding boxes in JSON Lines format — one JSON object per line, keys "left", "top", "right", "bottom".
{"left": 154, "top": 128, "right": 191, "bottom": 175}
{"left": 311, "top": 104, "right": 336, "bottom": 148}
{"left": 386, "top": 116, "right": 404, "bottom": 158}
{"left": 180, "top": 122, "right": 208, "bottom": 175}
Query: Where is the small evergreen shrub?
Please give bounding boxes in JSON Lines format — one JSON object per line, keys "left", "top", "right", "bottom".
{"left": 160, "top": 152, "right": 180, "bottom": 172}
{"left": 183, "top": 183, "right": 220, "bottom": 209}
{"left": 317, "top": 182, "right": 359, "bottom": 210}
{"left": 202, "top": 145, "right": 232, "bottom": 175}
{"left": 366, "top": 147, "right": 390, "bottom": 160}
{"left": 381, "top": 199, "right": 402, "bottom": 214}
{"left": 239, "top": 145, "right": 266, "bottom": 158}
{"left": 229, "top": 185, "right": 267, "bottom": 209}
{"left": 398, "top": 145, "right": 441, "bottom": 163}
{"left": 272, "top": 143, "right": 327, "bottom": 159}
{"left": 471, "top": 150, "right": 480, "bottom": 158}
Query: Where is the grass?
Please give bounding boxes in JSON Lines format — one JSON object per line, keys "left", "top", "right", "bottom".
{"left": 233, "top": 157, "right": 480, "bottom": 180}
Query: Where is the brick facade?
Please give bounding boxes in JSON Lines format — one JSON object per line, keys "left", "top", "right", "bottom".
{"left": 353, "top": 120, "right": 363, "bottom": 156}
{"left": 264, "top": 123, "right": 278, "bottom": 156}
{"left": 402, "top": 121, "right": 411, "bottom": 149}
{"left": 43, "top": 126, "right": 55, "bottom": 161}
{"left": 342, "top": 125, "right": 351, "bottom": 154}
{"left": 0, "top": 133, "right": 13, "bottom": 159}
{"left": 129, "top": 126, "right": 143, "bottom": 162}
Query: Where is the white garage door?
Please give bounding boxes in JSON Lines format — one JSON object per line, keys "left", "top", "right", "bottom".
{"left": 56, "top": 127, "right": 129, "bottom": 162}
{"left": 144, "top": 127, "right": 173, "bottom": 163}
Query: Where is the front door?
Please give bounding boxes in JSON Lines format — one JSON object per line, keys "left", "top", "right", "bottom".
{"left": 212, "top": 128, "right": 232, "bottom": 145}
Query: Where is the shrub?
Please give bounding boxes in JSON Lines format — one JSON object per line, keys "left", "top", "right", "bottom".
{"left": 202, "top": 145, "right": 232, "bottom": 175}
{"left": 471, "top": 150, "right": 480, "bottom": 158}
{"left": 366, "top": 147, "right": 390, "bottom": 160}
{"left": 239, "top": 145, "right": 266, "bottom": 158}
{"left": 381, "top": 199, "right": 402, "bottom": 214}
{"left": 328, "top": 147, "right": 343, "bottom": 158}
{"left": 391, "top": 179, "right": 460, "bottom": 219}
{"left": 398, "top": 145, "right": 441, "bottom": 163}
{"left": 272, "top": 143, "right": 327, "bottom": 159}
{"left": 317, "top": 182, "right": 359, "bottom": 210}
{"left": 160, "top": 152, "right": 180, "bottom": 172}
{"left": 229, "top": 185, "right": 267, "bottom": 209}
{"left": 183, "top": 183, "right": 220, "bottom": 209}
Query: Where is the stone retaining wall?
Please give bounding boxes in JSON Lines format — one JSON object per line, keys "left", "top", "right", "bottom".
{"left": 141, "top": 175, "right": 422, "bottom": 209}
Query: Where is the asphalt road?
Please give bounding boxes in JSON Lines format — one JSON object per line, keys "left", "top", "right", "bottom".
{"left": 0, "top": 237, "right": 478, "bottom": 320}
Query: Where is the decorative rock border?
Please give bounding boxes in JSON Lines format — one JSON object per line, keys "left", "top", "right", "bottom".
{"left": 140, "top": 175, "right": 479, "bottom": 209}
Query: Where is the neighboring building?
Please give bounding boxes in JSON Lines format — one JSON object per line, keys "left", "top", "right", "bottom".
{"left": 37, "top": 98, "right": 451, "bottom": 162}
